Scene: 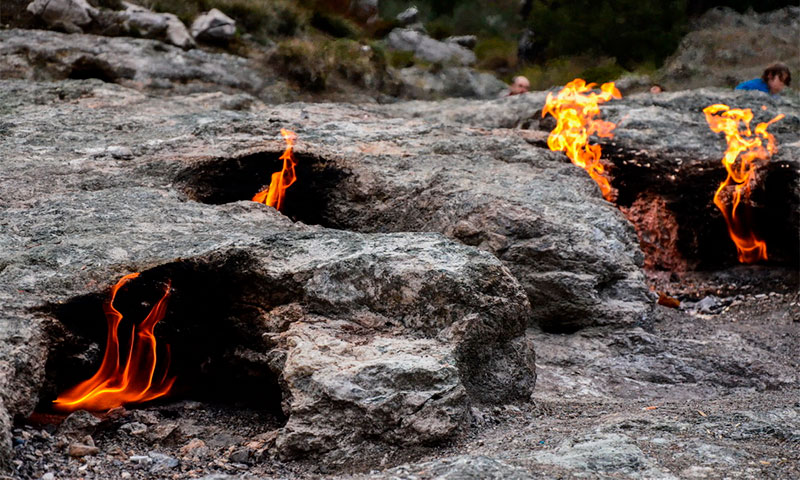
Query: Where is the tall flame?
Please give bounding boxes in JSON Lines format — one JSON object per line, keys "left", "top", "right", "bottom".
{"left": 542, "top": 78, "right": 621, "bottom": 201}
{"left": 703, "top": 104, "right": 784, "bottom": 263}
{"left": 253, "top": 129, "right": 298, "bottom": 211}
{"left": 53, "top": 273, "right": 175, "bottom": 412}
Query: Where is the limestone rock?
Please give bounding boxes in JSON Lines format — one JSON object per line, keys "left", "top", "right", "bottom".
{"left": 395, "top": 65, "right": 507, "bottom": 99}
{"left": 27, "top": 0, "right": 98, "bottom": 31}
{"left": 0, "top": 78, "right": 536, "bottom": 468}
{"left": 386, "top": 28, "right": 476, "bottom": 66}
{"left": 0, "top": 29, "right": 259, "bottom": 93}
{"left": 395, "top": 6, "right": 418, "bottom": 26}
{"left": 191, "top": 8, "right": 236, "bottom": 43}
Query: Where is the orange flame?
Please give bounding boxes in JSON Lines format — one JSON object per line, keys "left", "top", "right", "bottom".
{"left": 542, "top": 78, "right": 621, "bottom": 200}
{"left": 703, "top": 104, "right": 784, "bottom": 263}
{"left": 53, "top": 273, "right": 175, "bottom": 412}
{"left": 253, "top": 129, "right": 298, "bottom": 211}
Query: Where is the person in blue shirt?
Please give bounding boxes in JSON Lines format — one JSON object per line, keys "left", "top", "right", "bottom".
{"left": 735, "top": 63, "right": 791, "bottom": 95}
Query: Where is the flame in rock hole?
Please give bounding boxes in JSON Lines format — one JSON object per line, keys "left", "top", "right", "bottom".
{"left": 542, "top": 78, "right": 621, "bottom": 201}
{"left": 253, "top": 129, "right": 298, "bottom": 211}
{"left": 703, "top": 104, "right": 784, "bottom": 263}
{"left": 53, "top": 273, "right": 175, "bottom": 412}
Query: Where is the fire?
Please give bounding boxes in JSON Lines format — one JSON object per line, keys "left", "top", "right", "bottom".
{"left": 703, "top": 104, "right": 784, "bottom": 263}
{"left": 53, "top": 273, "right": 175, "bottom": 412}
{"left": 253, "top": 129, "right": 298, "bottom": 211}
{"left": 542, "top": 78, "right": 621, "bottom": 200}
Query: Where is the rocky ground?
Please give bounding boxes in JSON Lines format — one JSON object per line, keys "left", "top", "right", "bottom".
{"left": 0, "top": 68, "right": 798, "bottom": 480}
{"left": 8, "top": 284, "right": 799, "bottom": 479}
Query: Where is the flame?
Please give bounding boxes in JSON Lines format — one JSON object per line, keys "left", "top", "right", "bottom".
{"left": 542, "top": 78, "right": 621, "bottom": 200}
{"left": 253, "top": 129, "right": 298, "bottom": 211}
{"left": 53, "top": 273, "right": 175, "bottom": 412}
{"left": 703, "top": 104, "right": 784, "bottom": 263}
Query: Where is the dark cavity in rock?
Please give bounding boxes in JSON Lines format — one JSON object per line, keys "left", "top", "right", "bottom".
{"left": 36, "top": 256, "right": 286, "bottom": 420}
{"left": 175, "top": 150, "right": 350, "bottom": 227}
{"left": 603, "top": 143, "right": 799, "bottom": 271}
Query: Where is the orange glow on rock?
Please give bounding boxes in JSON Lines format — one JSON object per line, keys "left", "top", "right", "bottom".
{"left": 542, "top": 78, "right": 621, "bottom": 201}
{"left": 703, "top": 104, "right": 783, "bottom": 263}
{"left": 53, "top": 273, "right": 175, "bottom": 412}
{"left": 253, "top": 129, "right": 298, "bottom": 211}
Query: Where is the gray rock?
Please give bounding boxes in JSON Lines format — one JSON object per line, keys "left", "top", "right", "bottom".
{"left": 0, "top": 78, "right": 536, "bottom": 468}
{"left": 534, "top": 432, "right": 677, "bottom": 479}
{"left": 163, "top": 12, "right": 195, "bottom": 50}
{"left": 27, "top": 0, "right": 98, "bottom": 31}
{"left": 386, "top": 28, "right": 476, "bottom": 66}
{"left": 118, "top": 2, "right": 195, "bottom": 49}
{"left": 395, "top": 66, "right": 507, "bottom": 99}
{"left": 119, "top": 422, "right": 148, "bottom": 436}
{"left": 148, "top": 451, "right": 179, "bottom": 472}
{"left": 0, "top": 29, "right": 261, "bottom": 94}
{"left": 365, "top": 455, "right": 537, "bottom": 479}
{"left": 191, "top": 8, "right": 236, "bottom": 43}
{"left": 658, "top": 6, "right": 800, "bottom": 89}
{"left": 445, "top": 35, "right": 478, "bottom": 50}
{"left": 119, "top": 1, "right": 167, "bottom": 38}
{"left": 58, "top": 410, "right": 100, "bottom": 437}
{"left": 395, "top": 6, "right": 418, "bottom": 26}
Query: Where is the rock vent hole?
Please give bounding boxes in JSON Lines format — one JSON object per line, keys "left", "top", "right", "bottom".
{"left": 175, "top": 150, "right": 349, "bottom": 228}
{"left": 67, "top": 57, "right": 122, "bottom": 84}
{"left": 36, "top": 257, "right": 288, "bottom": 421}
{"left": 602, "top": 143, "right": 799, "bottom": 272}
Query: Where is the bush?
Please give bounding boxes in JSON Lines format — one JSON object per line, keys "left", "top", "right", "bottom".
{"left": 525, "top": 0, "right": 688, "bottom": 69}
{"left": 474, "top": 37, "right": 518, "bottom": 72}
{"left": 515, "top": 56, "right": 628, "bottom": 91}
{"left": 309, "top": 11, "right": 362, "bottom": 39}
{"left": 270, "top": 37, "right": 393, "bottom": 92}
{"left": 270, "top": 38, "right": 328, "bottom": 91}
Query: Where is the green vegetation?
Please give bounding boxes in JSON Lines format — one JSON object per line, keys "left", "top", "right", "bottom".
{"left": 270, "top": 37, "right": 392, "bottom": 93}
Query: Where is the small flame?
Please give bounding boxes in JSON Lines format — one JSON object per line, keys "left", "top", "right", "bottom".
{"left": 542, "top": 78, "right": 621, "bottom": 200}
{"left": 53, "top": 273, "right": 175, "bottom": 412}
{"left": 703, "top": 104, "right": 784, "bottom": 263}
{"left": 253, "top": 129, "right": 298, "bottom": 211}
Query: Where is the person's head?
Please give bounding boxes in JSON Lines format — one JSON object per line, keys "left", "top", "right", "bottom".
{"left": 509, "top": 76, "right": 530, "bottom": 95}
{"left": 649, "top": 84, "right": 664, "bottom": 94}
{"left": 762, "top": 63, "right": 791, "bottom": 94}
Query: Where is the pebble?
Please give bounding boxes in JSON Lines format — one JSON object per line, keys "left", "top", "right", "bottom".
{"left": 121, "top": 473, "right": 132, "bottom": 479}
{"left": 119, "top": 422, "right": 148, "bottom": 436}
{"left": 106, "top": 145, "right": 134, "bottom": 159}
{"left": 228, "top": 448, "right": 250, "bottom": 464}
{"left": 68, "top": 443, "right": 100, "bottom": 457}
{"left": 149, "top": 451, "right": 180, "bottom": 472}
{"left": 40, "top": 473, "right": 56, "bottom": 480}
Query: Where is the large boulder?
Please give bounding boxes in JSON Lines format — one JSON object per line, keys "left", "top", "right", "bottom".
{"left": 658, "top": 6, "right": 800, "bottom": 89}
{"left": 0, "top": 29, "right": 259, "bottom": 92}
{"left": 395, "top": 65, "right": 507, "bottom": 99}
{"left": 190, "top": 8, "right": 236, "bottom": 43}
{"left": 386, "top": 28, "right": 477, "bottom": 66}
{"left": 26, "top": 0, "right": 97, "bottom": 32}
{"left": 0, "top": 79, "right": 536, "bottom": 468}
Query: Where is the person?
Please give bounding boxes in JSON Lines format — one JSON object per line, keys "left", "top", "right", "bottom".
{"left": 649, "top": 84, "right": 664, "bottom": 94}
{"left": 735, "top": 63, "right": 791, "bottom": 95}
{"left": 507, "top": 75, "right": 530, "bottom": 96}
